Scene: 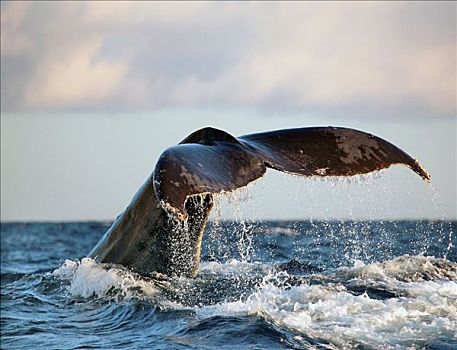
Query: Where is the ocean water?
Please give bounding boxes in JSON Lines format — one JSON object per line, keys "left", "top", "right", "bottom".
{"left": 1, "top": 220, "right": 456, "bottom": 349}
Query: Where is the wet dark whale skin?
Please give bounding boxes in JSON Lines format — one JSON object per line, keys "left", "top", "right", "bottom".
{"left": 88, "top": 178, "right": 213, "bottom": 277}
{"left": 88, "top": 126, "right": 429, "bottom": 277}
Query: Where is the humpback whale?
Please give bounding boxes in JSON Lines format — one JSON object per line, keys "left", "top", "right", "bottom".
{"left": 88, "top": 126, "right": 429, "bottom": 277}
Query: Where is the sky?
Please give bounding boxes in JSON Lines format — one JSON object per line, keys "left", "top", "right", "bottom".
{"left": 1, "top": 1, "right": 456, "bottom": 221}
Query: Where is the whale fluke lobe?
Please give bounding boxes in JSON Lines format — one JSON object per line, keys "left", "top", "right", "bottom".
{"left": 89, "top": 126, "right": 430, "bottom": 278}
{"left": 153, "top": 128, "right": 266, "bottom": 219}
{"left": 154, "top": 127, "right": 430, "bottom": 219}
{"left": 240, "top": 127, "right": 430, "bottom": 179}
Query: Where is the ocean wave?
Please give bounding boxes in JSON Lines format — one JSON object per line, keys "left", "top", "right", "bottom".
{"left": 52, "top": 258, "right": 162, "bottom": 301}
{"left": 341, "top": 255, "right": 457, "bottom": 282}
{"left": 50, "top": 255, "right": 457, "bottom": 348}
{"left": 199, "top": 256, "right": 457, "bottom": 349}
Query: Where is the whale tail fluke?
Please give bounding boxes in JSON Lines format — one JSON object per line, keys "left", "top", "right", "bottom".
{"left": 154, "top": 127, "right": 429, "bottom": 218}
{"left": 240, "top": 127, "right": 429, "bottom": 181}
{"left": 90, "top": 126, "right": 430, "bottom": 278}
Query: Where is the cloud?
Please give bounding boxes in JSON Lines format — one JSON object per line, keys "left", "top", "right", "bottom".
{"left": 1, "top": 2, "right": 455, "bottom": 118}
{"left": 0, "top": 1, "right": 32, "bottom": 56}
{"left": 25, "top": 38, "right": 127, "bottom": 109}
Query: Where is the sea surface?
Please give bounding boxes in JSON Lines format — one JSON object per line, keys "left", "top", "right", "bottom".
{"left": 1, "top": 220, "right": 456, "bottom": 349}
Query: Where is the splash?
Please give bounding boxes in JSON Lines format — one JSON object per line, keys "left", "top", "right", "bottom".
{"left": 200, "top": 256, "right": 457, "bottom": 349}
{"left": 52, "top": 258, "right": 160, "bottom": 300}
{"left": 426, "top": 183, "right": 455, "bottom": 259}
{"left": 208, "top": 186, "right": 259, "bottom": 263}
{"left": 49, "top": 248, "right": 457, "bottom": 348}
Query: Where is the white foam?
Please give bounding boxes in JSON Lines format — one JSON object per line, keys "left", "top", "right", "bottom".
{"left": 200, "top": 258, "right": 457, "bottom": 349}
{"left": 52, "top": 256, "right": 457, "bottom": 348}
{"left": 53, "top": 258, "right": 159, "bottom": 300}
{"left": 199, "top": 259, "right": 268, "bottom": 275}
{"left": 337, "top": 255, "right": 457, "bottom": 286}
